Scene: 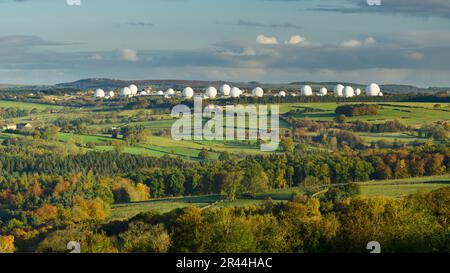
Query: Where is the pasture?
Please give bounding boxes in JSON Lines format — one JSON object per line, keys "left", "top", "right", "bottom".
{"left": 109, "top": 175, "right": 450, "bottom": 220}
{"left": 0, "top": 100, "right": 447, "bottom": 159}
{"left": 0, "top": 100, "right": 64, "bottom": 110}
{"left": 281, "top": 102, "right": 450, "bottom": 127}
{"left": 110, "top": 195, "right": 222, "bottom": 221}
{"left": 359, "top": 175, "right": 450, "bottom": 197}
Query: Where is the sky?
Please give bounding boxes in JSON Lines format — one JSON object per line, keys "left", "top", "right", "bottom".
{"left": 0, "top": 0, "right": 450, "bottom": 87}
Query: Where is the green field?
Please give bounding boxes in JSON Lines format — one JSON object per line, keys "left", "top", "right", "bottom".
{"left": 110, "top": 175, "right": 450, "bottom": 220}
{"left": 0, "top": 100, "right": 64, "bottom": 110}
{"left": 57, "top": 131, "right": 272, "bottom": 159}
{"left": 110, "top": 195, "right": 222, "bottom": 220}
{"left": 359, "top": 175, "right": 450, "bottom": 197}
{"left": 281, "top": 102, "right": 450, "bottom": 127}
{"left": 2, "top": 101, "right": 447, "bottom": 159}
{"left": 358, "top": 132, "right": 422, "bottom": 143}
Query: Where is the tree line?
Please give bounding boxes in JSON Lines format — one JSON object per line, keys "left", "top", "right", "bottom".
{"left": 27, "top": 187, "right": 450, "bottom": 253}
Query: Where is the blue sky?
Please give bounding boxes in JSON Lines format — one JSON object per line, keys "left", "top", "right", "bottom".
{"left": 1, "top": 0, "right": 450, "bottom": 86}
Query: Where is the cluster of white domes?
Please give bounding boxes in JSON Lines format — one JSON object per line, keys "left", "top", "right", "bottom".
{"left": 93, "top": 82, "right": 383, "bottom": 100}
{"left": 161, "top": 84, "right": 250, "bottom": 99}
{"left": 331, "top": 83, "right": 383, "bottom": 97}
{"left": 93, "top": 89, "right": 117, "bottom": 99}
{"left": 115, "top": 84, "right": 140, "bottom": 97}
{"left": 297, "top": 84, "right": 371, "bottom": 98}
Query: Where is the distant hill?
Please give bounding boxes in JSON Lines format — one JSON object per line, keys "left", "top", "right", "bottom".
{"left": 56, "top": 79, "right": 448, "bottom": 93}
{"left": 54, "top": 78, "right": 235, "bottom": 91}
{"left": 1, "top": 78, "right": 449, "bottom": 94}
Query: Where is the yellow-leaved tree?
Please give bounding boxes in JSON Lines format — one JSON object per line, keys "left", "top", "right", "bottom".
{"left": 0, "top": 235, "right": 15, "bottom": 253}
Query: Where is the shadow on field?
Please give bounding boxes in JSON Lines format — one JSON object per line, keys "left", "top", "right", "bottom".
{"left": 424, "top": 180, "right": 450, "bottom": 184}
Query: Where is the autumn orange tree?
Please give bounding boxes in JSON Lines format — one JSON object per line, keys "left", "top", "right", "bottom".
{"left": 0, "top": 235, "right": 15, "bottom": 253}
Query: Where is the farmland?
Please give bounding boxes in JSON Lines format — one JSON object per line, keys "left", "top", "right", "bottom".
{"left": 1, "top": 100, "right": 449, "bottom": 160}
{"left": 0, "top": 100, "right": 64, "bottom": 110}
{"left": 281, "top": 102, "right": 450, "bottom": 127}
{"left": 0, "top": 95, "right": 449, "bottom": 253}
{"left": 110, "top": 175, "right": 450, "bottom": 221}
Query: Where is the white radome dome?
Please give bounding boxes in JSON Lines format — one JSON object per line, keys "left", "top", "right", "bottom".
{"left": 378, "top": 92, "right": 384, "bottom": 97}
{"left": 120, "top": 87, "right": 132, "bottom": 97}
{"left": 157, "top": 90, "right": 164, "bottom": 96}
{"left": 129, "top": 84, "right": 138, "bottom": 95}
{"left": 205, "top": 87, "right": 218, "bottom": 99}
{"left": 230, "top": 87, "right": 241, "bottom": 98}
{"left": 182, "top": 87, "right": 194, "bottom": 98}
{"left": 279, "top": 91, "right": 286, "bottom": 97}
{"left": 220, "top": 84, "right": 231, "bottom": 96}
{"left": 94, "top": 89, "right": 105, "bottom": 98}
{"left": 355, "top": 88, "right": 362, "bottom": 96}
{"left": 366, "top": 83, "right": 381, "bottom": 96}
{"left": 319, "top": 87, "right": 328, "bottom": 96}
{"left": 343, "top": 86, "right": 355, "bottom": 98}
{"left": 252, "top": 87, "right": 264, "bottom": 98}
{"left": 334, "top": 84, "right": 344, "bottom": 97}
{"left": 165, "top": 88, "right": 175, "bottom": 96}
{"left": 108, "top": 91, "right": 115, "bottom": 98}
{"left": 301, "top": 85, "right": 313, "bottom": 96}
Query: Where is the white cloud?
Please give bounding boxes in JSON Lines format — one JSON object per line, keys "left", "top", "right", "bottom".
{"left": 256, "top": 34, "right": 278, "bottom": 45}
{"left": 340, "top": 37, "right": 377, "bottom": 48}
{"left": 284, "top": 35, "right": 305, "bottom": 45}
{"left": 340, "top": 39, "right": 362, "bottom": 48}
{"left": 117, "top": 48, "right": 139, "bottom": 62}
{"left": 284, "top": 35, "right": 321, "bottom": 47}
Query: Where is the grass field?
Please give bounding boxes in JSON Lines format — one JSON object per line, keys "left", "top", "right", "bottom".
{"left": 58, "top": 131, "right": 273, "bottom": 159}
{"left": 281, "top": 102, "right": 450, "bottom": 127}
{"left": 109, "top": 175, "right": 450, "bottom": 220}
{"left": 0, "top": 100, "right": 64, "bottom": 110}
{"left": 358, "top": 132, "right": 424, "bottom": 143}
{"left": 2, "top": 101, "right": 446, "bottom": 159}
{"left": 359, "top": 175, "right": 450, "bottom": 197}
{"left": 110, "top": 195, "right": 222, "bottom": 221}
